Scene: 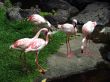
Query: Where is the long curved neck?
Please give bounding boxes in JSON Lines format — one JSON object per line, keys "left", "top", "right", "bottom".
{"left": 45, "top": 32, "right": 49, "bottom": 45}
{"left": 73, "top": 22, "right": 77, "bottom": 28}
{"left": 46, "top": 21, "right": 51, "bottom": 27}
{"left": 33, "top": 29, "right": 43, "bottom": 39}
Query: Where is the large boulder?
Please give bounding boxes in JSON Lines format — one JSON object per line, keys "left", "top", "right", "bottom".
{"left": 38, "top": 0, "right": 79, "bottom": 24}
{"left": 53, "top": 9, "right": 70, "bottom": 24}
{"left": 10, "top": 0, "right": 38, "bottom": 9}
{"left": 46, "top": 0, "right": 75, "bottom": 10}
{"left": 6, "top": 6, "right": 23, "bottom": 20}
{"left": 44, "top": 15, "right": 58, "bottom": 27}
{"left": 38, "top": 0, "right": 79, "bottom": 12}
{"left": 73, "top": 2, "right": 110, "bottom": 26}
{"left": 0, "top": 2, "right": 4, "bottom": 7}
{"left": 64, "top": 0, "right": 95, "bottom": 10}
{"left": 92, "top": 26, "right": 110, "bottom": 44}
{"left": 53, "top": 6, "right": 78, "bottom": 24}
{"left": 20, "top": 6, "right": 40, "bottom": 18}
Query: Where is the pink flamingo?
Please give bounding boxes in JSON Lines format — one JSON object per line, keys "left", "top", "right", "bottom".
{"left": 10, "top": 28, "right": 48, "bottom": 50}
{"left": 81, "top": 21, "right": 97, "bottom": 55}
{"left": 28, "top": 14, "right": 52, "bottom": 30}
{"left": 58, "top": 19, "right": 78, "bottom": 58}
{"left": 28, "top": 14, "right": 58, "bottom": 39}
{"left": 10, "top": 28, "right": 49, "bottom": 74}
{"left": 24, "top": 28, "right": 50, "bottom": 74}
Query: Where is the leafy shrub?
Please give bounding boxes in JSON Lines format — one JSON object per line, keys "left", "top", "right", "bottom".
{"left": 4, "top": 0, "right": 12, "bottom": 8}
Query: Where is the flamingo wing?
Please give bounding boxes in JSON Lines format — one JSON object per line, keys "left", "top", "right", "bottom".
{"left": 25, "top": 39, "right": 46, "bottom": 52}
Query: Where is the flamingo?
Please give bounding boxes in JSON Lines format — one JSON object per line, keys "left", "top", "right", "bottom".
{"left": 57, "top": 19, "right": 78, "bottom": 58}
{"left": 24, "top": 28, "right": 50, "bottom": 74}
{"left": 81, "top": 21, "right": 97, "bottom": 55}
{"left": 10, "top": 28, "right": 48, "bottom": 50}
{"left": 28, "top": 14, "right": 52, "bottom": 31}
{"left": 28, "top": 14, "right": 59, "bottom": 39}
{"left": 10, "top": 28, "right": 49, "bottom": 74}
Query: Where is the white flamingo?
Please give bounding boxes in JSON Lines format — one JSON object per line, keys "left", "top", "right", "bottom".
{"left": 10, "top": 28, "right": 50, "bottom": 74}
{"left": 81, "top": 21, "right": 97, "bottom": 55}
{"left": 58, "top": 19, "right": 78, "bottom": 58}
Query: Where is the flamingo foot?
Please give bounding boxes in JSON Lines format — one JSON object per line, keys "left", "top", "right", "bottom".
{"left": 39, "top": 69, "right": 47, "bottom": 75}
{"left": 41, "top": 78, "right": 47, "bottom": 82}
{"left": 67, "top": 51, "right": 74, "bottom": 58}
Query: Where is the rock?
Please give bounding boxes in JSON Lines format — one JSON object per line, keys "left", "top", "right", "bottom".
{"left": 34, "top": 34, "right": 110, "bottom": 82}
{"left": 46, "top": 0, "right": 75, "bottom": 10}
{"left": 0, "top": 2, "right": 4, "bottom": 7}
{"left": 43, "top": 36, "right": 105, "bottom": 78}
{"left": 99, "top": 44, "right": 110, "bottom": 62}
{"left": 91, "top": 26, "right": 110, "bottom": 44}
{"left": 6, "top": 6, "right": 22, "bottom": 20}
{"left": 20, "top": 6, "right": 40, "bottom": 18}
{"left": 42, "top": 1, "right": 79, "bottom": 24}
{"left": 107, "top": 52, "right": 110, "bottom": 61}
{"left": 53, "top": 9, "right": 70, "bottom": 24}
{"left": 10, "top": 0, "right": 38, "bottom": 9}
{"left": 44, "top": 15, "right": 58, "bottom": 27}
{"left": 64, "top": 0, "right": 95, "bottom": 10}
{"left": 53, "top": 7, "right": 79, "bottom": 24}
{"left": 73, "top": 2, "right": 110, "bottom": 26}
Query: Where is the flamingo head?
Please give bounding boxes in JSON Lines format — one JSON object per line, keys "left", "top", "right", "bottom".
{"left": 9, "top": 44, "right": 15, "bottom": 49}
{"left": 93, "top": 21, "right": 97, "bottom": 27}
{"left": 41, "top": 28, "right": 49, "bottom": 35}
{"left": 27, "top": 15, "right": 33, "bottom": 21}
{"left": 57, "top": 24, "right": 62, "bottom": 29}
{"left": 72, "top": 19, "right": 77, "bottom": 24}
{"left": 27, "top": 15, "right": 36, "bottom": 21}
{"left": 72, "top": 19, "right": 77, "bottom": 28}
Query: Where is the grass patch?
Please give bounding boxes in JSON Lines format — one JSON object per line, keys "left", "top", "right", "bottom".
{"left": 0, "top": 8, "right": 66, "bottom": 82}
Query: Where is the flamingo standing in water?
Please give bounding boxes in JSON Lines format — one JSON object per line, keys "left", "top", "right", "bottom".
{"left": 81, "top": 21, "right": 97, "bottom": 55}
{"left": 10, "top": 28, "right": 49, "bottom": 74}
{"left": 58, "top": 19, "right": 78, "bottom": 58}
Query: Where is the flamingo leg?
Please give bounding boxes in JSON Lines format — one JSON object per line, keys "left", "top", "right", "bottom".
{"left": 81, "top": 37, "right": 86, "bottom": 54}
{"left": 85, "top": 39, "right": 93, "bottom": 56}
{"left": 66, "top": 35, "right": 69, "bottom": 57}
{"left": 82, "top": 38, "right": 92, "bottom": 56}
{"left": 35, "top": 51, "right": 46, "bottom": 74}
{"left": 67, "top": 35, "right": 73, "bottom": 58}
{"left": 68, "top": 35, "right": 71, "bottom": 52}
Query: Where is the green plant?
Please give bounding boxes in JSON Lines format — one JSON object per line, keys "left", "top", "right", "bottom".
{"left": 4, "top": 0, "right": 12, "bottom": 8}
{"left": 0, "top": 10, "right": 66, "bottom": 82}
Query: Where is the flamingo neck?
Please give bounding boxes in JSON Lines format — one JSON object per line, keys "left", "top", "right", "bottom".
{"left": 73, "top": 22, "right": 77, "bottom": 28}
{"left": 45, "top": 32, "right": 49, "bottom": 45}
{"left": 33, "top": 29, "right": 43, "bottom": 39}
{"left": 46, "top": 21, "right": 51, "bottom": 27}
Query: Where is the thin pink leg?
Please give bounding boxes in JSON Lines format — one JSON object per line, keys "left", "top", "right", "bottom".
{"left": 66, "top": 36, "right": 69, "bottom": 57}
{"left": 35, "top": 51, "right": 46, "bottom": 74}
{"left": 83, "top": 39, "right": 93, "bottom": 56}
{"left": 67, "top": 35, "right": 73, "bottom": 58}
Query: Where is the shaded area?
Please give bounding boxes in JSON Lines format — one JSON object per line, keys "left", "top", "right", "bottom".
{"left": 44, "top": 67, "right": 110, "bottom": 82}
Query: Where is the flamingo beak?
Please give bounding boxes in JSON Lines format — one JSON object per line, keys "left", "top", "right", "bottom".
{"left": 27, "top": 16, "right": 32, "bottom": 21}
{"left": 9, "top": 45, "right": 12, "bottom": 49}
